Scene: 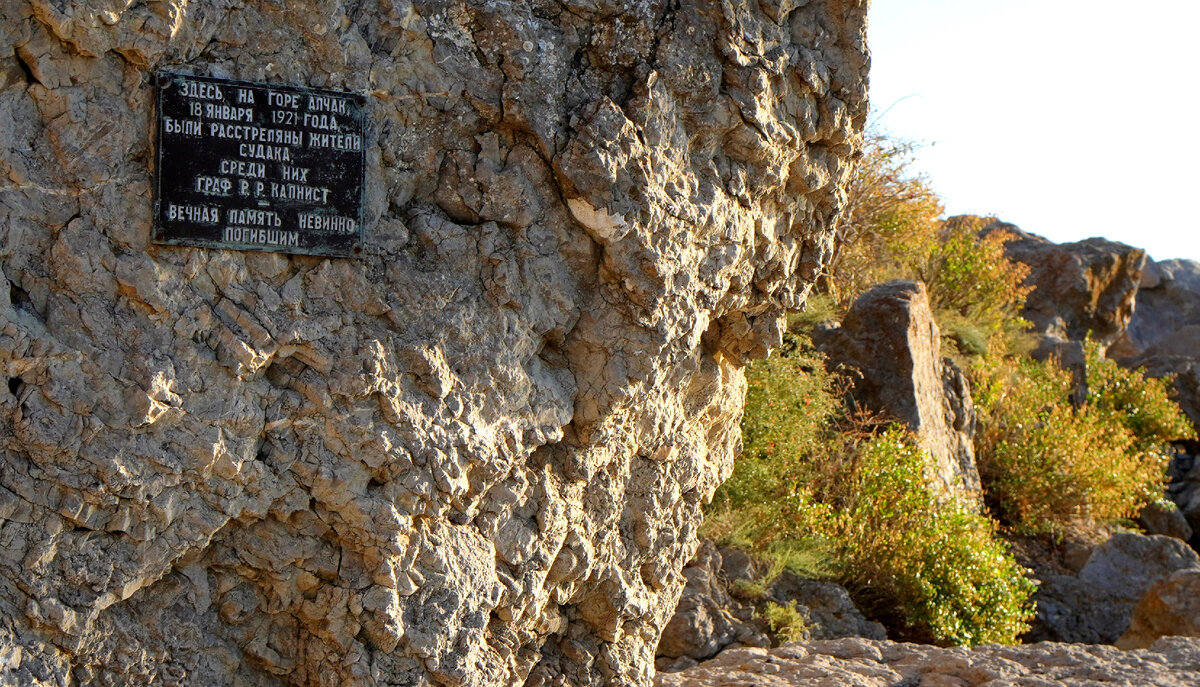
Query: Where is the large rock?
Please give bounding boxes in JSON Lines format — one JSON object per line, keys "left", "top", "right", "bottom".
{"left": 654, "top": 637, "right": 1200, "bottom": 687}
{"left": 1137, "top": 500, "right": 1194, "bottom": 543}
{"left": 1029, "top": 533, "right": 1200, "bottom": 644}
{"left": 1124, "top": 258, "right": 1200, "bottom": 362}
{"left": 815, "top": 281, "right": 981, "bottom": 503}
{"left": 0, "top": 1, "right": 869, "bottom": 685}
{"left": 984, "top": 221, "right": 1147, "bottom": 351}
{"left": 1118, "top": 570, "right": 1200, "bottom": 650}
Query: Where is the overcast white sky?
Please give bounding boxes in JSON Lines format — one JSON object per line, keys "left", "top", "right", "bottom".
{"left": 867, "top": 0, "right": 1200, "bottom": 263}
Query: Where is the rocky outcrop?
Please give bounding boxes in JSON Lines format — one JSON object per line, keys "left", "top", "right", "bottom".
{"left": 1118, "top": 569, "right": 1200, "bottom": 650}
{"left": 1028, "top": 533, "right": 1200, "bottom": 644}
{"left": 655, "top": 542, "right": 770, "bottom": 671}
{"left": 655, "top": 542, "right": 884, "bottom": 673}
{"left": 1168, "top": 454, "right": 1200, "bottom": 550}
{"left": 1117, "top": 258, "right": 1200, "bottom": 431}
{"left": 1123, "top": 258, "right": 1200, "bottom": 363}
{"left": 984, "top": 221, "right": 1147, "bottom": 352}
{"left": 654, "top": 637, "right": 1200, "bottom": 687}
{"left": 0, "top": 1, "right": 869, "bottom": 685}
{"left": 814, "top": 281, "right": 981, "bottom": 503}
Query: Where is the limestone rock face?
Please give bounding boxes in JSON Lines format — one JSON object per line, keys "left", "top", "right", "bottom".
{"left": 653, "top": 637, "right": 1200, "bottom": 687}
{"left": 0, "top": 1, "right": 869, "bottom": 685}
{"left": 815, "top": 281, "right": 981, "bottom": 503}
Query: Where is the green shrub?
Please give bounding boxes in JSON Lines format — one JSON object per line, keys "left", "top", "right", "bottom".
{"left": 705, "top": 333, "right": 842, "bottom": 579}
{"left": 1084, "top": 340, "right": 1196, "bottom": 452}
{"left": 707, "top": 340, "right": 1034, "bottom": 646}
{"left": 916, "top": 218, "right": 1033, "bottom": 358}
{"left": 713, "top": 333, "right": 841, "bottom": 513}
{"left": 730, "top": 578, "right": 770, "bottom": 603}
{"left": 811, "top": 430, "right": 1035, "bottom": 646}
{"left": 763, "top": 601, "right": 810, "bottom": 643}
{"left": 973, "top": 345, "right": 1194, "bottom": 534}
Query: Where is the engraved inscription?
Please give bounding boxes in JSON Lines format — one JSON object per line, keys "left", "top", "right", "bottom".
{"left": 153, "top": 73, "right": 365, "bottom": 256}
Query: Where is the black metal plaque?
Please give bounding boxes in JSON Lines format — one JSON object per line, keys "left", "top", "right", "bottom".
{"left": 153, "top": 73, "right": 366, "bottom": 256}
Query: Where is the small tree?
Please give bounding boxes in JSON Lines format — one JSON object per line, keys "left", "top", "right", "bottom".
{"left": 824, "top": 130, "right": 943, "bottom": 307}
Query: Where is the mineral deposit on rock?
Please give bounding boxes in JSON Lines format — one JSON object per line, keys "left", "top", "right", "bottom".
{"left": 0, "top": 0, "right": 868, "bottom": 685}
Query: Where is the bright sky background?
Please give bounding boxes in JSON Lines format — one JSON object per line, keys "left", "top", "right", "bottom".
{"left": 867, "top": 0, "right": 1200, "bottom": 263}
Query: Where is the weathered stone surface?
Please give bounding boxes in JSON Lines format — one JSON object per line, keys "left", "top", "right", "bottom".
{"left": 654, "top": 637, "right": 1200, "bottom": 687}
{"left": 1168, "top": 453, "right": 1200, "bottom": 549}
{"left": 1117, "top": 258, "right": 1200, "bottom": 433}
{"left": 985, "top": 221, "right": 1147, "bottom": 351}
{"left": 814, "top": 280, "right": 981, "bottom": 503}
{"left": 1119, "top": 569, "right": 1200, "bottom": 650}
{"left": 1028, "top": 533, "right": 1200, "bottom": 644}
{"left": 0, "top": 0, "right": 869, "bottom": 685}
{"left": 656, "top": 541, "right": 769, "bottom": 668}
{"left": 655, "top": 542, "right": 883, "bottom": 672}
{"left": 1124, "top": 258, "right": 1200, "bottom": 362}
{"left": 1137, "top": 500, "right": 1194, "bottom": 543}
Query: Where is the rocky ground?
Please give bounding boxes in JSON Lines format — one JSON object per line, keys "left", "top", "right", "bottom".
{"left": 656, "top": 637, "right": 1200, "bottom": 687}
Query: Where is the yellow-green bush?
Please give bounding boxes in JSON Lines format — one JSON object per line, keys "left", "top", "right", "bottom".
{"left": 808, "top": 430, "right": 1034, "bottom": 646}
{"left": 824, "top": 130, "right": 1031, "bottom": 359}
{"left": 916, "top": 218, "right": 1032, "bottom": 357}
{"left": 973, "top": 342, "right": 1194, "bottom": 534}
{"left": 762, "top": 601, "right": 810, "bottom": 643}
{"left": 1084, "top": 342, "right": 1196, "bottom": 453}
{"left": 824, "top": 130, "right": 943, "bottom": 307}
{"left": 706, "top": 337, "right": 1034, "bottom": 646}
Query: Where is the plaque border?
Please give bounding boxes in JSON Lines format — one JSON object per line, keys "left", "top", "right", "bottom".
{"left": 152, "top": 71, "right": 368, "bottom": 258}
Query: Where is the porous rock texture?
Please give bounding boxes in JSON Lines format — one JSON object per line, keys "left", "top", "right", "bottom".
{"left": 814, "top": 280, "right": 981, "bottom": 504}
{"left": 653, "top": 637, "right": 1200, "bottom": 687}
{"left": 0, "top": 1, "right": 869, "bottom": 685}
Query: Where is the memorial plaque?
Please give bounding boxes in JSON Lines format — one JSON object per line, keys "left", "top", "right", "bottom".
{"left": 153, "top": 73, "right": 366, "bottom": 256}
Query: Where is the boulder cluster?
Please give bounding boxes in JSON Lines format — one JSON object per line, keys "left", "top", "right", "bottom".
{"left": 658, "top": 223, "right": 1200, "bottom": 683}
